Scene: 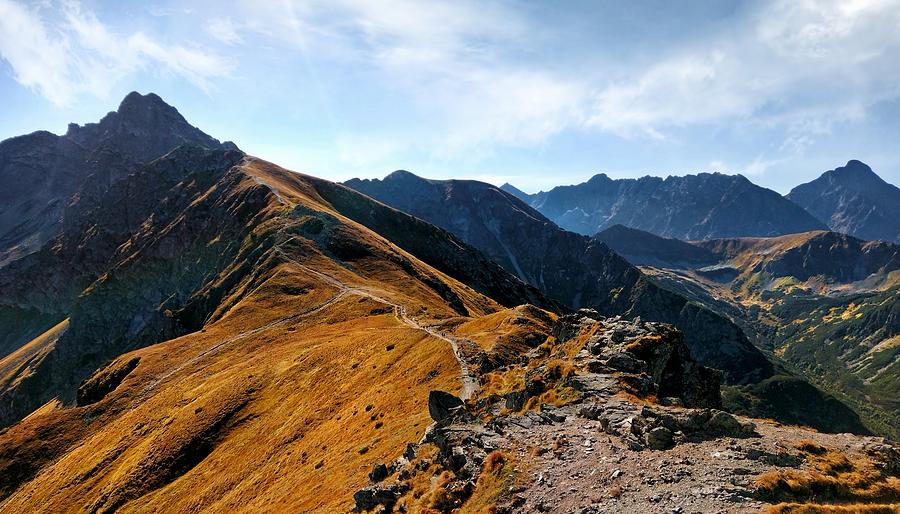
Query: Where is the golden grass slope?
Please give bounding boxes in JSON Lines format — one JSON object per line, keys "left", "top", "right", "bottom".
{"left": 0, "top": 157, "right": 527, "bottom": 512}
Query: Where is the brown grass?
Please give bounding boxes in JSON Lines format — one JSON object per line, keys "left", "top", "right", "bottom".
{"left": 461, "top": 451, "right": 519, "bottom": 514}
{"left": 754, "top": 442, "right": 900, "bottom": 506}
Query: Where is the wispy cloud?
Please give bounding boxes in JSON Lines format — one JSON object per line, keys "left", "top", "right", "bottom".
{"left": 1, "top": 0, "right": 898, "bottom": 182}
{"left": 0, "top": 0, "right": 232, "bottom": 105}
{"left": 586, "top": 0, "right": 900, "bottom": 146}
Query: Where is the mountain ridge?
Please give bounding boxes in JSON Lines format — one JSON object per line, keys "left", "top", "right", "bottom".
{"left": 506, "top": 171, "right": 826, "bottom": 239}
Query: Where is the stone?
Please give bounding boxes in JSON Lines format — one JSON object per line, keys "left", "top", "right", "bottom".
{"left": 708, "top": 410, "right": 756, "bottom": 437}
{"left": 353, "top": 483, "right": 408, "bottom": 512}
{"left": 646, "top": 426, "right": 675, "bottom": 450}
{"left": 605, "top": 352, "right": 645, "bottom": 373}
{"left": 368, "top": 463, "right": 389, "bottom": 482}
{"left": 428, "top": 390, "right": 465, "bottom": 423}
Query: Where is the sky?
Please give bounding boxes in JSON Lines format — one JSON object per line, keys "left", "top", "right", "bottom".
{"left": 1, "top": 0, "right": 899, "bottom": 193}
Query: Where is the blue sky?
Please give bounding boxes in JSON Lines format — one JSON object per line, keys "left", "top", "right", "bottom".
{"left": 1, "top": 0, "right": 899, "bottom": 193}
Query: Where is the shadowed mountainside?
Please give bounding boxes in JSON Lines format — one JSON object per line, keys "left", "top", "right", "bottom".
{"left": 345, "top": 171, "right": 776, "bottom": 384}
{"left": 787, "top": 160, "right": 900, "bottom": 243}
{"left": 595, "top": 224, "right": 719, "bottom": 268}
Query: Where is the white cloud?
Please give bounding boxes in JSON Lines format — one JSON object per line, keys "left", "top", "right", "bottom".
{"left": 206, "top": 18, "right": 244, "bottom": 45}
{"left": 0, "top": 0, "right": 231, "bottom": 105}
{"left": 229, "top": 0, "right": 589, "bottom": 159}
{"left": 587, "top": 0, "right": 900, "bottom": 144}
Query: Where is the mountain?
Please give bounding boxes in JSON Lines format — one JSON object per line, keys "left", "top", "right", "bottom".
{"left": 499, "top": 182, "right": 530, "bottom": 202}
{"left": 0, "top": 92, "right": 237, "bottom": 267}
{"left": 693, "top": 230, "right": 899, "bottom": 286}
{"left": 508, "top": 172, "right": 826, "bottom": 239}
{"left": 621, "top": 228, "right": 900, "bottom": 437}
{"left": 787, "top": 160, "right": 900, "bottom": 242}
{"left": 1, "top": 93, "right": 895, "bottom": 513}
{"left": 0, "top": 95, "right": 563, "bottom": 511}
{"left": 594, "top": 224, "right": 719, "bottom": 268}
{"left": 345, "top": 171, "right": 778, "bottom": 384}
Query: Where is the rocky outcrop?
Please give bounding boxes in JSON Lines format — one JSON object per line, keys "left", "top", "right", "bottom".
{"left": 76, "top": 356, "right": 140, "bottom": 406}
{"left": 554, "top": 313, "right": 722, "bottom": 409}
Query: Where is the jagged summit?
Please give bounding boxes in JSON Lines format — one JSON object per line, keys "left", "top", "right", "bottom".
{"left": 64, "top": 91, "right": 237, "bottom": 162}
{"left": 520, "top": 171, "right": 824, "bottom": 239}
{"left": 0, "top": 92, "right": 240, "bottom": 267}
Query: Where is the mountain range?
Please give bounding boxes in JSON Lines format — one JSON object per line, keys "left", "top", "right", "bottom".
{"left": 0, "top": 93, "right": 897, "bottom": 513}
{"left": 344, "top": 172, "right": 874, "bottom": 433}
{"left": 503, "top": 161, "right": 900, "bottom": 243}
{"left": 597, "top": 224, "right": 900, "bottom": 438}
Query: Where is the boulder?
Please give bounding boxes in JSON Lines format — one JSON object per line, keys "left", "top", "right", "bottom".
{"left": 368, "top": 463, "right": 389, "bottom": 482}
{"left": 353, "top": 483, "right": 408, "bottom": 512}
{"left": 428, "top": 390, "right": 465, "bottom": 423}
{"left": 645, "top": 426, "right": 675, "bottom": 450}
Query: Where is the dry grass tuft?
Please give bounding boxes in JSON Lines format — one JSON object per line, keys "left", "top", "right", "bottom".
{"left": 461, "top": 451, "right": 519, "bottom": 514}
{"left": 754, "top": 443, "right": 900, "bottom": 506}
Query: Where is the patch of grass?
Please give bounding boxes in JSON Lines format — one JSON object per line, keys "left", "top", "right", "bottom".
{"left": 461, "top": 451, "right": 519, "bottom": 514}
{"left": 754, "top": 443, "right": 900, "bottom": 505}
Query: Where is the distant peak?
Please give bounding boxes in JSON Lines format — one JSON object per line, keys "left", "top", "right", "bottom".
{"left": 586, "top": 173, "right": 611, "bottom": 183}
{"left": 116, "top": 91, "right": 179, "bottom": 117}
{"left": 843, "top": 159, "right": 873, "bottom": 172}
{"left": 828, "top": 160, "right": 881, "bottom": 183}
{"left": 384, "top": 169, "right": 423, "bottom": 181}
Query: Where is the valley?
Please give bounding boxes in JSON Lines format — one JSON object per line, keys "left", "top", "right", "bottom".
{"left": 0, "top": 93, "right": 896, "bottom": 513}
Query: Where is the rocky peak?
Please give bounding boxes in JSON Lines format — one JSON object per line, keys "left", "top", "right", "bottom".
{"left": 824, "top": 160, "right": 883, "bottom": 187}
{"left": 787, "top": 160, "right": 900, "bottom": 242}
{"left": 64, "top": 91, "right": 237, "bottom": 163}
{"left": 383, "top": 169, "right": 424, "bottom": 182}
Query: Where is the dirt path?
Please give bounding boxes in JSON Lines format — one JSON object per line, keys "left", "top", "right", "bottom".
{"left": 278, "top": 250, "right": 478, "bottom": 399}
{"left": 136, "top": 248, "right": 478, "bottom": 405}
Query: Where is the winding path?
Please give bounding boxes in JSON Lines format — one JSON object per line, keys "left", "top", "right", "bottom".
{"left": 135, "top": 247, "right": 478, "bottom": 404}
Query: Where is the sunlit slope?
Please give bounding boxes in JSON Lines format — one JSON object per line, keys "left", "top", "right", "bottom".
{"left": 1, "top": 264, "right": 465, "bottom": 512}
{"left": 0, "top": 155, "right": 552, "bottom": 511}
